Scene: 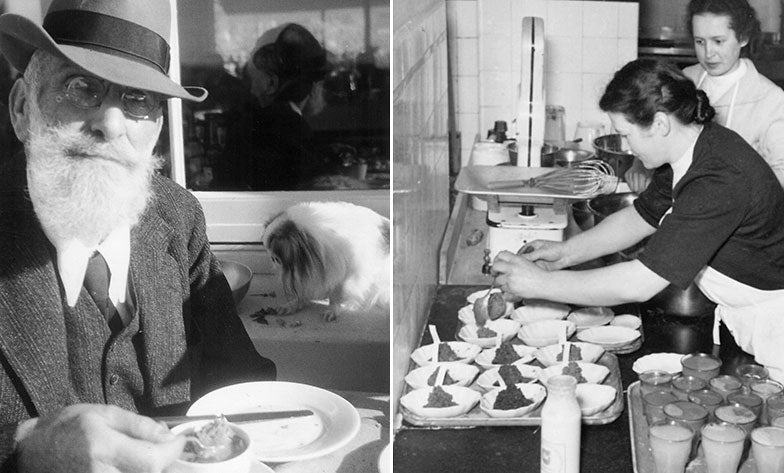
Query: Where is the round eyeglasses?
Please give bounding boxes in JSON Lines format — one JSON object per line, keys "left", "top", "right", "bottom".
{"left": 57, "top": 75, "right": 164, "bottom": 119}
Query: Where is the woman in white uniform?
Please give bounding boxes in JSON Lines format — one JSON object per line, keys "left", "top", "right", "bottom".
{"left": 625, "top": 0, "right": 784, "bottom": 192}
{"left": 492, "top": 59, "right": 784, "bottom": 382}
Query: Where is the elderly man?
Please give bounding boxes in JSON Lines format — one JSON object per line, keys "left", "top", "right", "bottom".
{"left": 0, "top": 1, "right": 275, "bottom": 471}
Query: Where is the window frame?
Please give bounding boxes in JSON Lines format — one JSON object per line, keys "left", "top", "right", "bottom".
{"left": 166, "top": 0, "right": 390, "bottom": 244}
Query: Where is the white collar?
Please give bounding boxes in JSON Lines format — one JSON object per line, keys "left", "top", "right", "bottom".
{"left": 671, "top": 127, "right": 703, "bottom": 188}
{"left": 54, "top": 226, "right": 131, "bottom": 307}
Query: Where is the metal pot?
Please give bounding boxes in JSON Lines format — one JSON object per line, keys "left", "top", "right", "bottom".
{"left": 641, "top": 283, "right": 717, "bottom": 318}
{"left": 508, "top": 142, "right": 560, "bottom": 167}
{"left": 593, "top": 134, "right": 636, "bottom": 180}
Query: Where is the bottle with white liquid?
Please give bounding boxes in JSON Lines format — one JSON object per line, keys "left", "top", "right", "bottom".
{"left": 541, "top": 375, "right": 581, "bottom": 473}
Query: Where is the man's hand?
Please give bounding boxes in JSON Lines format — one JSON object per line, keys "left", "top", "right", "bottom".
{"left": 16, "top": 404, "right": 185, "bottom": 473}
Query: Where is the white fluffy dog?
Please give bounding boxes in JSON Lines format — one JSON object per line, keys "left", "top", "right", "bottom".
{"left": 262, "top": 201, "right": 390, "bottom": 320}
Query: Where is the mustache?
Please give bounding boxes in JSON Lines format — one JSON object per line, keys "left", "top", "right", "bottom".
{"left": 31, "top": 126, "right": 141, "bottom": 169}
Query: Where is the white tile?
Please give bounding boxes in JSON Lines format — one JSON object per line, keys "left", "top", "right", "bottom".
{"left": 512, "top": 0, "right": 546, "bottom": 22}
{"left": 449, "top": 0, "right": 479, "bottom": 37}
{"left": 456, "top": 37, "right": 479, "bottom": 76}
{"left": 617, "top": 2, "right": 639, "bottom": 39}
{"left": 545, "top": 1, "right": 583, "bottom": 38}
{"left": 581, "top": 72, "right": 613, "bottom": 111}
{"left": 458, "top": 112, "right": 481, "bottom": 149}
{"left": 583, "top": 2, "right": 618, "bottom": 38}
{"left": 616, "top": 38, "right": 638, "bottom": 70}
{"left": 456, "top": 75, "right": 479, "bottom": 113}
{"left": 544, "top": 72, "right": 582, "bottom": 118}
{"left": 480, "top": 0, "right": 512, "bottom": 38}
{"left": 480, "top": 70, "right": 515, "bottom": 107}
{"left": 545, "top": 35, "right": 582, "bottom": 73}
{"left": 479, "top": 34, "right": 513, "bottom": 71}
{"left": 581, "top": 37, "right": 618, "bottom": 73}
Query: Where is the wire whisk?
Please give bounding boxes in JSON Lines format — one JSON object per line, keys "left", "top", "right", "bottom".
{"left": 488, "top": 159, "right": 618, "bottom": 196}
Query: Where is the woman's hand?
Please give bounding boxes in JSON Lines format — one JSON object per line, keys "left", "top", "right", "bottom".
{"left": 17, "top": 404, "right": 186, "bottom": 473}
{"left": 516, "top": 240, "right": 571, "bottom": 271}
{"left": 492, "top": 250, "right": 547, "bottom": 299}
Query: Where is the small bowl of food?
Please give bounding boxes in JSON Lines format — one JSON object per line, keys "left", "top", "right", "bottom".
{"left": 400, "top": 385, "right": 481, "bottom": 418}
{"left": 480, "top": 383, "right": 547, "bottom": 418}
{"left": 475, "top": 342, "right": 538, "bottom": 370}
{"left": 539, "top": 361, "right": 610, "bottom": 385}
{"left": 410, "top": 342, "right": 482, "bottom": 367}
{"left": 510, "top": 300, "right": 571, "bottom": 325}
{"left": 404, "top": 362, "right": 480, "bottom": 390}
{"left": 534, "top": 342, "right": 606, "bottom": 367}
{"left": 609, "top": 314, "right": 642, "bottom": 330}
{"left": 169, "top": 417, "right": 253, "bottom": 473}
{"left": 517, "top": 320, "right": 576, "bottom": 347}
{"left": 458, "top": 319, "right": 522, "bottom": 348}
{"left": 476, "top": 360, "right": 543, "bottom": 391}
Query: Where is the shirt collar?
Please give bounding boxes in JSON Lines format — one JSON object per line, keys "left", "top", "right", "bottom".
{"left": 671, "top": 127, "right": 703, "bottom": 188}
{"left": 53, "top": 226, "right": 131, "bottom": 307}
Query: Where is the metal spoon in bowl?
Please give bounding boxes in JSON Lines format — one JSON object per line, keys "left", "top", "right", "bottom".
{"left": 472, "top": 276, "right": 498, "bottom": 326}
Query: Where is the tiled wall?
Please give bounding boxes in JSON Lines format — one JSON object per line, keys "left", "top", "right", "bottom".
{"left": 392, "top": 0, "right": 451, "bottom": 417}
{"left": 448, "top": 0, "right": 638, "bottom": 163}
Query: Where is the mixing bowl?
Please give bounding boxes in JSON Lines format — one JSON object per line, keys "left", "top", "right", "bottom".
{"left": 593, "top": 134, "right": 636, "bottom": 179}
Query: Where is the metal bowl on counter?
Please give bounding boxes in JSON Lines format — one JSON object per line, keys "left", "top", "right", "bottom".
{"left": 593, "top": 134, "right": 636, "bottom": 179}
{"left": 507, "top": 142, "right": 563, "bottom": 167}
{"left": 549, "top": 147, "right": 595, "bottom": 167}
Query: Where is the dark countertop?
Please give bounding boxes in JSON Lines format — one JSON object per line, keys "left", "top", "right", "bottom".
{"left": 393, "top": 285, "right": 755, "bottom": 472}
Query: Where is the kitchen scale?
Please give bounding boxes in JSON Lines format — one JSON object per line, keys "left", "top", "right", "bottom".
{"left": 455, "top": 165, "right": 574, "bottom": 271}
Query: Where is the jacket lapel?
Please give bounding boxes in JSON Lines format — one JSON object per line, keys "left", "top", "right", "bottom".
{"left": 130, "top": 208, "right": 192, "bottom": 408}
{"left": 0, "top": 211, "right": 77, "bottom": 414}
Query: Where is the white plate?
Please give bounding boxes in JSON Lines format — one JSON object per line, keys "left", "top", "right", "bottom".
{"left": 480, "top": 383, "right": 547, "bottom": 418}
{"left": 576, "top": 326, "right": 640, "bottom": 348}
{"left": 378, "top": 443, "right": 391, "bottom": 473}
{"left": 539, "top": 362, "right": 610, "bottom": 385}
{"left": 476, "top": 361, "right": 542, "bottom": 391}
{"left": 458, "top": 302, "right": 514, "bottom": 325}
{"left": 404, "top": 362, "right": 479, "bottom": 390}
{"left": 632, "top": 352, "right": 684, "bottom": 375}
{"left": 457, "top": 319, "right": 522, "bottom": 348}
{"left": 567, "top": 307, "right": 614, "bottom": 330}
{"left": 510, "top": 300, "right": 570, "bottom": 325}
{"left": 410, "top": 342, "right": 482, "bottom": 366}
{"left": 475, "top": 343, "right": 538, "bottom": 370}
{"left": 251, "top": 462, "right": 275, "bottom": 473}
{"left": 400, "top": 385, "right": 481, "bottom": 418}
{"left": 575, "top": 384, "right": 617, "bottom": 417}
{"left": 186, "top": 382, "right": 361, "bottom": 463}
{"left": 534, "top": 342, "right": 606, "bottom": 367}
{"left": 609, "top": 314, "right": 642, "bottom": 330}
{"left": 518, "top": 320, "right": 577, "bottom": 347}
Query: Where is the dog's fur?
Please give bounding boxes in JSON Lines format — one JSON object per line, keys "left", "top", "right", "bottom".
{"left": 262, "top": 201, "right": 390, "bottom": 319}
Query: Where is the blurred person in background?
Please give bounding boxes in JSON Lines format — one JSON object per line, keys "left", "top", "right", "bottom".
{"left": 624, "top": 0, "right": 784, "bottom": 192}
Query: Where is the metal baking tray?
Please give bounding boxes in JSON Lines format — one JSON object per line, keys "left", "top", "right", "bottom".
{"left": 400, "top": 351, "right": 624, "bottom": 427}
{"left": 627, "top": 381, "right": 759, "bottom": 473}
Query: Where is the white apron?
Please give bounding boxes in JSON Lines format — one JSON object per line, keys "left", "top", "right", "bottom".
{"left": 694, "top": 266, "right": 784, "bottom": 384}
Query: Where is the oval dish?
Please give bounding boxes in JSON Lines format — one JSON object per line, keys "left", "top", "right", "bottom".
{"left": 576, "top": 326, "right": 640, "bottom": 349}
{"left": 539, "top": 362, "right": 610, "bottom": 385}
{"left": 458, "top": 319, "right": 522, "bottom": 348}
{"left": 575, "top": 384, "right": 617, "bottom": 416}
{"left": 480, "top": 383, "right": 547, "bottom": 418}
{"left": 518, "top": 320, "right": 577, "bottom": 347}
{"left": 404, "top": 362, "right": 480, "bottom": 390}
{"left": 534, "top": 342, "right": 606, "bottom": 367}
{"left": 410, "top": 342, "right": 482, "bottom": 367}
{"left": 476, "top": 361, "right": 543, "bottom": 391}
{"left": 400, "top": 385, "right": 481, "bottom": 419}
{"left": 510, "top": 300, "right": 571, "bottom": 325}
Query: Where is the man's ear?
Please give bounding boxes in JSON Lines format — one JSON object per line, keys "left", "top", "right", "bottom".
{"left": 8, "top": 79, "right": 30, "bottom": 142}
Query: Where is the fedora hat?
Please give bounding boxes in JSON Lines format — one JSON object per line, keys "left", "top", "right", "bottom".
{"left": 0, "top": 0, "right": 207, "bottom": 102}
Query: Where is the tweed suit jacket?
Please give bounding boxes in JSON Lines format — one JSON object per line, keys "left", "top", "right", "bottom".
{"left": 0, "top": 153, "right": 275, "bottom": 458}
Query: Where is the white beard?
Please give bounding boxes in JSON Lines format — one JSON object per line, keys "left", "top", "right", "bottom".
{"left": 25, "top": 111, "right": 159, "bottom": 248}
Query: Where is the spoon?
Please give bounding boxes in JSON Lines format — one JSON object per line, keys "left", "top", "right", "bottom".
{"left": 472, "top": 277, "right": 497, "bottom": 326}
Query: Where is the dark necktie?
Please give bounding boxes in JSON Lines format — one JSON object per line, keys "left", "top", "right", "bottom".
{"left": 83, "top": 251, "right": 124, "bottom": 333}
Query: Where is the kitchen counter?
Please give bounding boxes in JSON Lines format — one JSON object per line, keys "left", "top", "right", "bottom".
{"left": 393, "top": 285, "right": 754, "bottom": 472}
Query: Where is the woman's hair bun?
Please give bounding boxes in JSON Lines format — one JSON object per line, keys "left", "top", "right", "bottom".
{"left": 693, "top": 90, "right": 716, "bottom": 124}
